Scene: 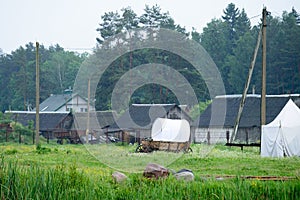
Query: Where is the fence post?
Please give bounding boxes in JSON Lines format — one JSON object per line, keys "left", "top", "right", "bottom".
{"left": 6, "top": 128, "right": 8, "bottom": 142}
{"left": 19, "top": 130, "right": 21, "bottom": 144}
{"left": 47, "top": 130, "right": 49, "bottom": 144}
{"left": 207, "top": 131, "right": 211, "bottom": 145}
{"left": 246, "top": 130, "right": 249, "bottom": 144}
{"left": 226, "top": 130, "right": 230, "bottom": 143}
{"left": 137, "top": 130, "right": 141, "bottom": 145}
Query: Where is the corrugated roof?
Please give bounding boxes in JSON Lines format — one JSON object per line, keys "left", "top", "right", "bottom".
{"left": 195, "top": 94, "right": 300, "bottom": 128}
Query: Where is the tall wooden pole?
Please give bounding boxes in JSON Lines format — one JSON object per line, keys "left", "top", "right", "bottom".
{"left": 35, "top": 42, "right": 40, "bottom": 146}
{"left": 86, "top": 78, "right": 90, "bottom": 144}
{"left": 261, "top": 8, "right": 268, "bottom": 127}
{"left": 230, "top": 27, "right": 262, "bottom": 143}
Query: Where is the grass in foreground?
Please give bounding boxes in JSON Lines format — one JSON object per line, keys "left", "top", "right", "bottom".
{"left": 1, "top": 142, "right": 300, "bottom": 199}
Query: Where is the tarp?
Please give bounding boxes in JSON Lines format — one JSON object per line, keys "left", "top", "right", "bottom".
{"left": 261, "top": 99, "right": 300, "bottom": 157}
{"left": 151, "top": 118, "right": 190, "bottom": 142}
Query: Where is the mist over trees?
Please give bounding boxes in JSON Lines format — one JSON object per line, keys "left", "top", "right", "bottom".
{"left": 0, "top": 3, "right": 299, "bottom": 111}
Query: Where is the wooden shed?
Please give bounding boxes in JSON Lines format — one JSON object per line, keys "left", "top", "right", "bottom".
{"left": 72, "top": 111, "right": 117, "bottom": 143}
{"left": 106, "top": 104, "right": 192, "bottom": 144}
{"left": 5, "top": 111, "right": 73, "bottom": 140}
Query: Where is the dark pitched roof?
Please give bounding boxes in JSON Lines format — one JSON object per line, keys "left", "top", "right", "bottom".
{"left": 38, "top": 94, "right": 72, "bottom": 111}
{"left": 73, "top": 111, "right": 117, "bottom": 130}
{"left": 6, "top": 112, "right": 71, "bottom": 130}
{"left": 195, "top": 94, "right": 300, "bottom": 128}
{"left": 96, "top": 111, "right": 117, "bottom": 128}
{"left": 109, "top": 104, "right": 189, "bottom": 130}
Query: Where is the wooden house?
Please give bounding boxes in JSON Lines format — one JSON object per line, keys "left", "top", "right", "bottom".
{"left": 36, "top": 89, "right": 95, "bottom": 112}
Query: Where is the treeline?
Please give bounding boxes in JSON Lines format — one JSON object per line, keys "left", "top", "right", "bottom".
{"left": 93, "top": 3, "right": 300, "bottom": 110}
{"left": 1, "top": 3, "right": 300, "bottom": 112}
{"left": 198, "top": 4, "right": 300, "bottom": 95}
{"left": 93, "top": 5, "right": 211, "bottom": 110}
{"left": 0, "top": 43, "right": 86, "bottom": 111}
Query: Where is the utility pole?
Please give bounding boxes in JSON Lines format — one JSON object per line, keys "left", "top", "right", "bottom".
{"left": 86, "top": 78, "right": 90, "bottom": 144}
{"left": 261, "top": 7, "right": 269, "bottom": 127}
{"left": 35, "top": 42, "right": 40, "bottom": 146}
{"left": 230, "top": 26, "right": 262, "bottom": 143}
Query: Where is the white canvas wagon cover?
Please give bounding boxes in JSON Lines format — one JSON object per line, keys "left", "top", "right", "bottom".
{"left": 151, "top": 118, "right": 190, "bottom": 142}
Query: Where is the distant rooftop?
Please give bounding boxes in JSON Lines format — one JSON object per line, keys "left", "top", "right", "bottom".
{"left": 37, "top": 93, "right": 72, "bottom": 112}
{"left": 131, "top": 103, "right": 175, "bottom": 106}
{"left": 216, "top": 94, "right": 300, "bottom": 98}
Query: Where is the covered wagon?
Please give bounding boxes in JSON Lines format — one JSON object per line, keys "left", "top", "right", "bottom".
{"left": 136, "top": 118, "right": 192, "bottom": 153}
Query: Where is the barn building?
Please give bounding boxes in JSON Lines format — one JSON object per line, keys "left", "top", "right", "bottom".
{"left": 193, "top": 94, "right": 300, "bottom": 144}
{"left": 4, "top": 110, "right": 116, "bottom": 144}
{"left": 72, "top": 111, "right": 117, "bottom": 143}
{"left": 106, "top": 104, "right": 192, "bottom": 144}
{"left": 5, "top": 111, "right": 73, "bottom": 141}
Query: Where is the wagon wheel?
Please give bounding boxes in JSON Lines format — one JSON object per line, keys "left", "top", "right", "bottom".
{"left": 184, "top": 147, "right": 193, "bottom": 153}
{"left": 145, "top": 146, "right": 153, "bottom": 153}
{"left": 57, "top": 139, "right": 63, "bottom": 145}
{"left": 135, "top": 144, "right": 144, "bottom": 153}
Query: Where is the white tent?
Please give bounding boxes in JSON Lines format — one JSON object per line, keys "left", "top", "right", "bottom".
{"left": 151, "top": 118, "right": 190, "bottom": 142}
{"left": 261, "top": 99, "right": 300, "bottom": 157}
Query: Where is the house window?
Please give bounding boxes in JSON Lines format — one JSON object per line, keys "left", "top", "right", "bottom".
{"left": 80, "top": 108, "right": 88, "bottom": 112}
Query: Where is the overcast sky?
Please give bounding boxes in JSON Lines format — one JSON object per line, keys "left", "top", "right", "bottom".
{"left": 1, "top": 0, "right": 299, "bottom": 54}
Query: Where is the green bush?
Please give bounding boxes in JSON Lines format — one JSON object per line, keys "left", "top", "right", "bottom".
{"left": 4, "top": 148, "right": 18, "bottom": 155}
{"left": 36, "top": 144, "right": 51, "bottom": 154}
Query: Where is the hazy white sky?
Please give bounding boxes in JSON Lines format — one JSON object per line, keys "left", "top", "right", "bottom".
{"left": 1, "top": 0, "right": 299, "bottom": 53}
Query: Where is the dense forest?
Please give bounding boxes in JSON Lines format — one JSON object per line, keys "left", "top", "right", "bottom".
{"left": 0, "top": 3, "right": 300, "bottom": 112}
{"left": 0, "top": 44, "right": 87, "bottom": 111}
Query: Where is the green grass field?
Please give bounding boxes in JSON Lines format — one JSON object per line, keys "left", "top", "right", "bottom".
{"left": 1, "top": 142, "right": 300, "bottom": 199}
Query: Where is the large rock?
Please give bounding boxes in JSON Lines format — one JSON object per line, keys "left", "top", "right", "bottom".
{"left": 143, "top": 163, "right": 169, "bottom": 179}
{"left": 112, "top": 171, "right": 128, "bottom": 183}
{"left": 174, "top": 169, "right": 195, "bottom": 181}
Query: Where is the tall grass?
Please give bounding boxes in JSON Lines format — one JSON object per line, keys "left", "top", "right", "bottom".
{"left": 1, "top": 155, "right": 300, "bottom": 200}
{"left": 0, "top": 156, "right": 95, "bottom": 199}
